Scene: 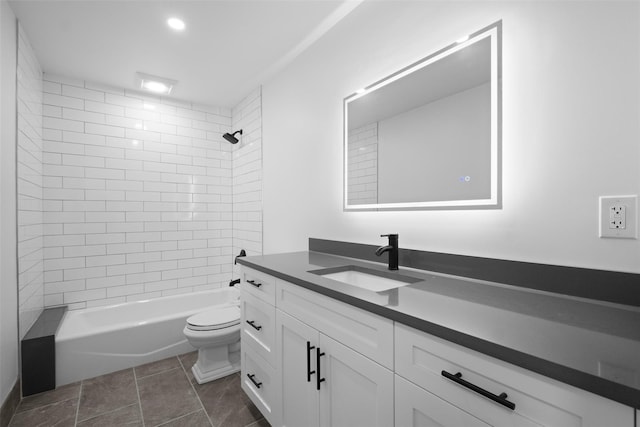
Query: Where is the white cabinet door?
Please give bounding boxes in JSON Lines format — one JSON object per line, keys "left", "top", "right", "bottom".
{"left": 277, "top": 310, "right": 320, "bottom": 427}
{"left": 277, "top": 308, "right": 394, "bottom": 427}
{"left": 396, "top": 374, "right": 491, "bottom": 427}
{"left": 318, "top": 333, "right": 394, "bottom": 427}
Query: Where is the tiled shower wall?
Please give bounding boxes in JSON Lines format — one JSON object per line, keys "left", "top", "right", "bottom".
{"left": 347, "top": 122, "right": 378, "bottom": 205}
{"left": 16, "top": 24, "right": 44, "bottom": 337}
{"left": 232, "top": 87, "right": 262, "bottom": 278}
{"left": 41, "top": 74, "right": 236, "bottom": 309}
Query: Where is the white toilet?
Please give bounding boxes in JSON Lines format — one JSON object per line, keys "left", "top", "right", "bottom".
{"left": 183, "top": 303, "right": 241, "bottom": 384}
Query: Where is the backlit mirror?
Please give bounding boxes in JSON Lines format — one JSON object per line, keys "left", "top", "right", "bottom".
{"left": 344, "top": 21, "right": 501, "bottom": 210}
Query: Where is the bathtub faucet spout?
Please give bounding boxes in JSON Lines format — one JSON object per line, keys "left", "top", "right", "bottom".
{"left": 229, "top": 278, "right": 241, "bottom": 287}
{"left": 234, "top": 250, "right": 246, "bottom": 265}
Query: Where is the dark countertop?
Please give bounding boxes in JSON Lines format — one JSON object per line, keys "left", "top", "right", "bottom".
{"left": 238, "top": 251, "right": 640, "bottom": 409}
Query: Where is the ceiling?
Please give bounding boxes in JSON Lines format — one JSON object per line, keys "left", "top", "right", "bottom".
{"left": 8, "top": 0, "right": 361, "bottom": 107}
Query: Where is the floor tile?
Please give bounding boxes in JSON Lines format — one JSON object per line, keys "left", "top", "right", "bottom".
{"left": 76, "top": 403, "right": 142, "bottom": 427}
{"left": 178, "top": 351, "right": 198, "bottom": 372}
{"left": 77, "top": 368, "right": 138, "bottom": 422}
{"left": 138, "top": 367, "right": 202, "bottom": 426}
{"left": 8, "top": 350, "right": 262, "bottom": 427}
{"left": 157, "top": 409, "right": 212, "bottom": 427}
{"left": 246, "top": 418, "right": 271, "bottom": 427}
{"left": 16, "top": 382, "right": 80, "bottom": 413}
{"left": 194, "top": 373, "right": 263, "bottom": 427}
{"left": 9, "top": 397, "right": 77, "bottom": 427}
{"left": 135, "top": 356, "right": 181, "bottom": 379}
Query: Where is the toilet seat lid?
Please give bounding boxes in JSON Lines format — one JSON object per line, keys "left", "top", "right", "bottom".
{"left": 187, "top": 306, "right": 240, "bottom": 331}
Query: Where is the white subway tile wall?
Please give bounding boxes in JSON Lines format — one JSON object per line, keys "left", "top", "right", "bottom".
{"left": 347, "top": 123, "right": 378, "bottom": 205}
{"left": 17, "top": 24, "right": 44, "bottom": 338}
{"left": 232, "top": 88, "right": 263, "bottom": 277}
{"left": 42, "top": 73, "right": 240, "bottom": 309}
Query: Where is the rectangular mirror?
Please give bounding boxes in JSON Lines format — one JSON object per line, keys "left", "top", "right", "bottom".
{"left": 344, "top": 21, "right": 501, "bottom": 210}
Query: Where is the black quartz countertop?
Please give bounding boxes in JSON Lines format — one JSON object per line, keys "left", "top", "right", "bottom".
{"left": 237, "top": 251, "right": 640, "bottom": 409}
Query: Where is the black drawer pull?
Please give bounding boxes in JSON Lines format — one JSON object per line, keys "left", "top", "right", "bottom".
{"left": 441, "top": 370, "right": 515, "bottom": 411}
{"left": 246, "top": 320, "right": 262, "bottom": 331}
{"left": 246, "top": 279, "right": 262, "bottom": 288}
{"left": 316, "top": 347, "right": 326, "bottom": 390}
{"left": 307, "top": 341, "right": 316, "bottom": 382}
{"left": 247, "top": 373, "right": 262, "bottom": 389}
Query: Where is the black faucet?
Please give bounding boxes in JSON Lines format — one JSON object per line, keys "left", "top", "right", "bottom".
{"left": 375, "top": 234, "right": 399, "bottom": 270}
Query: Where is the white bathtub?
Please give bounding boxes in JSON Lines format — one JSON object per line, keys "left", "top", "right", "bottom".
{"left": 56, "top": 287, "right": 240, "bottom": 386}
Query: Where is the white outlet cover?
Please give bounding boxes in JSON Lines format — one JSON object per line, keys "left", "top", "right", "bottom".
{"left": 599, "top": 195, "right": 638, "bottom": 239}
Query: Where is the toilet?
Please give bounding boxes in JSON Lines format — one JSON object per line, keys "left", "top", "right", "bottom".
{"left": 183, "top": 303, "right": 241, "bottom": 384}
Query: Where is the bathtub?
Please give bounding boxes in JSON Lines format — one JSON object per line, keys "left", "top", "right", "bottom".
{"left": 56, "top": 287, "right": 240, "bottom": 386}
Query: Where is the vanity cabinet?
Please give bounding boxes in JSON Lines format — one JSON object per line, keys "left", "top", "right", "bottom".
{"left": 240, "top": 268, "right": 280, "bottom": 425}
{"left": 241, "top": 266, "right": 394, "bottom": 427}
{"left": 240, "top": 265, "right": 634, "bottom": 427}
{"left": 395, "top": 323, "right": 633, "bottom": 427}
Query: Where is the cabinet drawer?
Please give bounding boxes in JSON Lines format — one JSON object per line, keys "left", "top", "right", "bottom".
{"left": 242, "top": 266, "right": 276, "bottom": 305}
{"left": 241, "top": 344, "right": 279, "bottom": 427}
{"left": 276, "top": 279, "right": 393, "bottom": 369}
{"left": 395, "top": 374, "right": 490, "bottom": 427}
{"left": 395, "top": 323, "right": 633, "bottom": 427}
{"left": 241, "top": 290, "right": 276, "bottom": 367}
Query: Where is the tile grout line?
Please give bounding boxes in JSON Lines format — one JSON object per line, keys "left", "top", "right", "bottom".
{"left": 135, "top": 366, "right": 182, "bottom": 381}
{"left": 132, "top": 367, "right": 146, "bottom": 427}
{"left": 177, "top": 355, "right": 214, "bottom": 427}
{"left": 73, "top": 381, "right": 83, "bottom": 426}
{"left": 154, "top": 408, "right": 205, "bottom": 427}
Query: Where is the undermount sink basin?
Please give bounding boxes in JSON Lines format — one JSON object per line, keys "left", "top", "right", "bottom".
{"left": 310, "top": 265, "right": 422, "bottom": 292}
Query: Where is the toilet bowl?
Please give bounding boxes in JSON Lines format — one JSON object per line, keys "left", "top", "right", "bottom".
{"left": 183, "top": 303, "right": 241, "bottom": 384}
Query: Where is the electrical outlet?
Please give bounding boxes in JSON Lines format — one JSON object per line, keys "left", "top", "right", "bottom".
{"left": 599, "top": 195, "right": 637, "bottom": 239}
{"left": 608, "top": 205, "right": 626, "bottom": 229}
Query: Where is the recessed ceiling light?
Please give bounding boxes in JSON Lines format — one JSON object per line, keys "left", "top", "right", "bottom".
{"left": 143, "top": 81, "right": 168, "bottom": 93}
{"left": 135, "top": 72, "right": 177, "bottom": 95}
{"left": 167, "top": 17, "right": 185, "bottom": 31}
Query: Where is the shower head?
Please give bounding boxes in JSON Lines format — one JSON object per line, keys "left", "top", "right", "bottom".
{"left": 222, "top": 129, "right": 243, "bottom": 144}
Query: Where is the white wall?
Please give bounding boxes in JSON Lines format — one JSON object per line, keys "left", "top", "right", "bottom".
{"left": 17, "top": 23, "right": 44, "bottom": 339}
{"left": 41, "top": 74, "right": 235, "bottom": 309}
{"left": 0, "top": 0, "right": 19, "bottom": 407}
{"left": 262, "top": 1, "right": 640, "bottom": 273}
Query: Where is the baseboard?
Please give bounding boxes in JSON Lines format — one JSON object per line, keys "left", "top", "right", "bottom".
{"left": 0, "top": 380, "right": 20, "bottom": 427}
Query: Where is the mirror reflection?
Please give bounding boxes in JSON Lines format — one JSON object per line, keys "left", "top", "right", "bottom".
{"left": 344, "top": 22, "right": 501, "bottom": 210}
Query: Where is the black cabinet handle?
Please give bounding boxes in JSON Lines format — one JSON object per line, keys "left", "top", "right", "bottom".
{"left": 441, "top": 370, "right": 515, "bottom": 410}
{"left": 246, "top": 279, "right": 262, "bottom": 288}
{"left": 247, "top": 373, "right": 262, "bottom": 389}
{"left": 246, "top": 320, "right": 262, "bottom": 331}
{"left": 316, "top": 347, "right": 326, "bottom": 390}
{"left": 307, "top": 341, "right": 316, "bottom": 382}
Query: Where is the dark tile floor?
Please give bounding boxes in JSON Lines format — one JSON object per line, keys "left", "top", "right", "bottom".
{"left": 9, "top": 352, "right": 270, "bottom": 427}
